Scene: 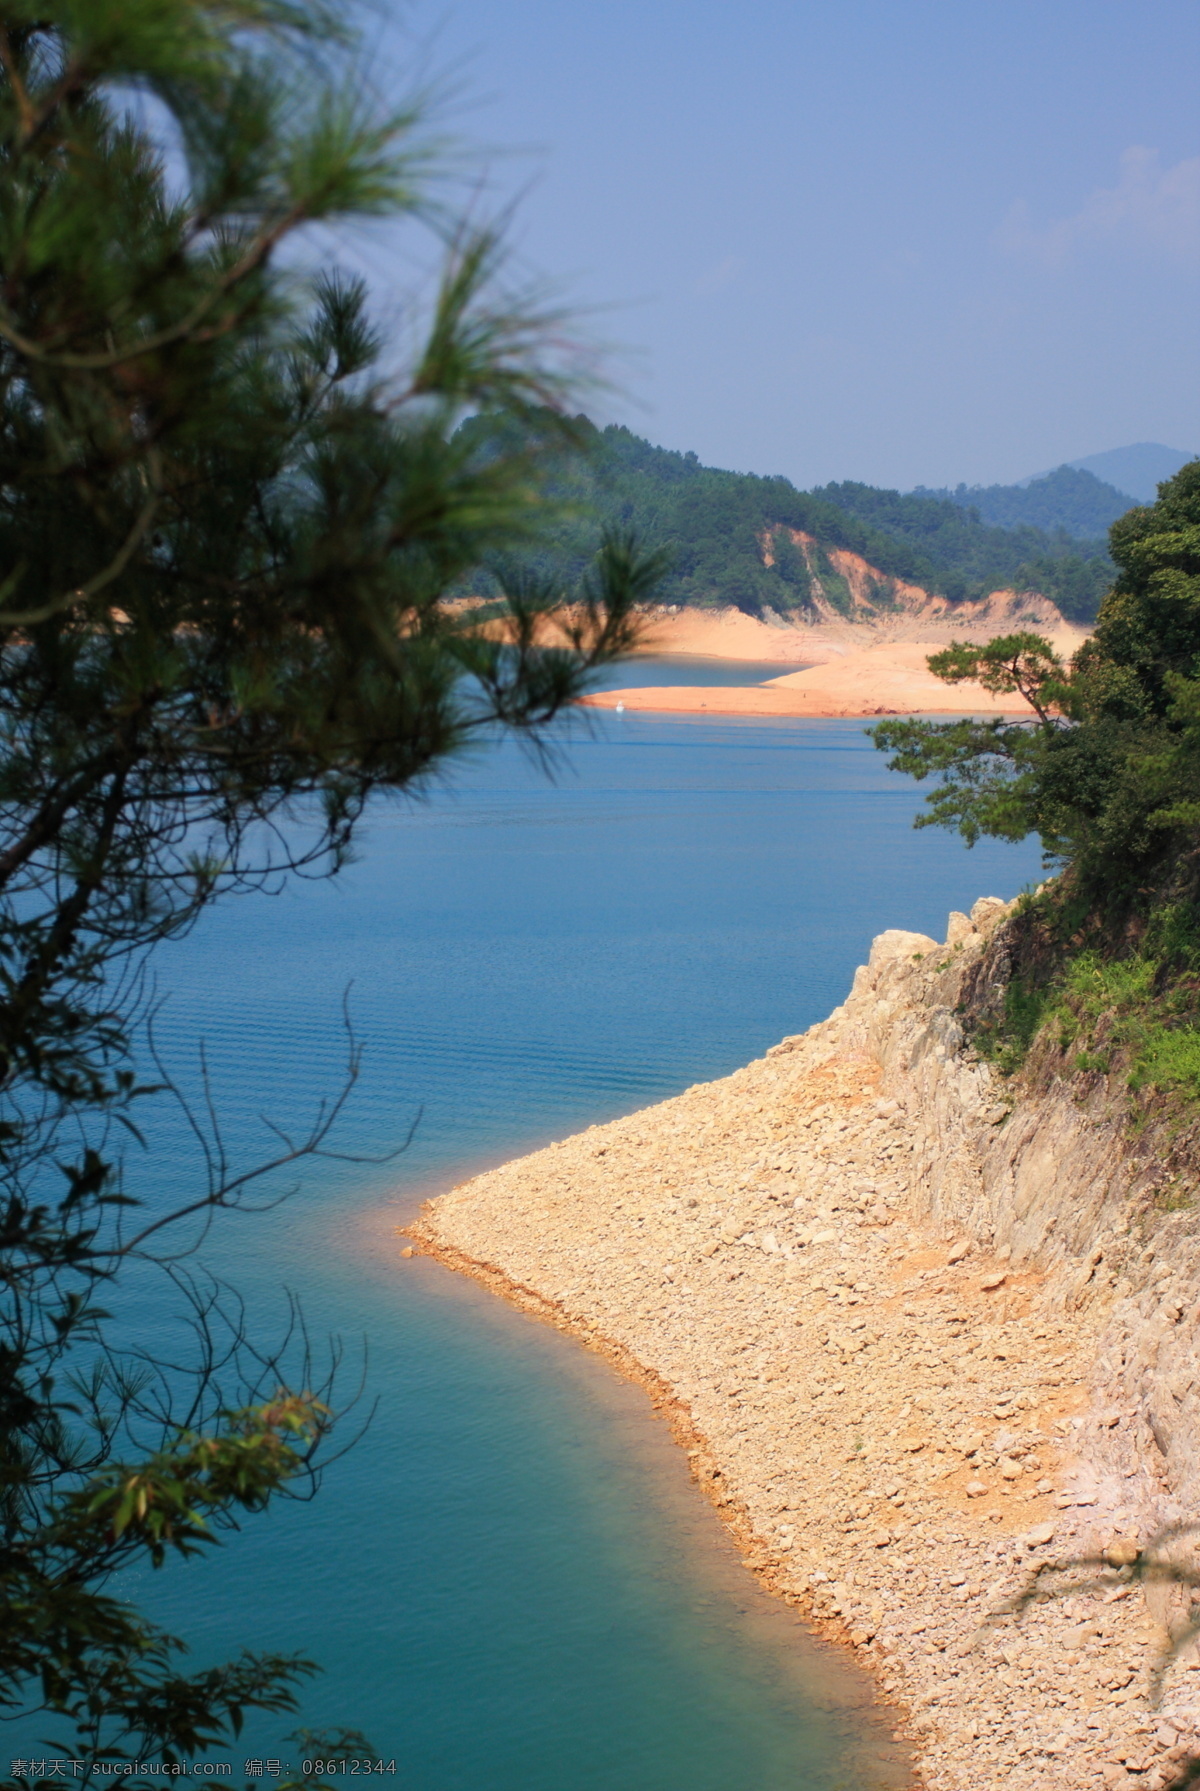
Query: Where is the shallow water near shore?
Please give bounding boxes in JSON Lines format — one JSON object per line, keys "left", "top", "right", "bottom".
{"left": 61, "top": 684, "right": 1042, "bottom": 1787}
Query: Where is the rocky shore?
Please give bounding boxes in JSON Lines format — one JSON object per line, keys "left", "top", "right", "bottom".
{"left": 408, "top": 900, "right": 1200, "bottom": 1791}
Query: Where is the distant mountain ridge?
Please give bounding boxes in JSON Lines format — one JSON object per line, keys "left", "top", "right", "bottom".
{"left": 916, "top": 465, "right": 1133, "bottom": 540}
{"left": 914, "top": 446, "right": 1199, "bottom": 542}
{"left": 1037, "top": 443, "right": 1196, "bottom": 503}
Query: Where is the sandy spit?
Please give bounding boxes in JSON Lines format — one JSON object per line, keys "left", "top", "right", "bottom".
{"left": 581, "top": 641, "right": 1044, "bottom": 719}
{"left": 452, "top": 593, "right": 1088, "bottom": 672}
{"left": 407, "top": 907, "right": 1200, "bottom": 1791}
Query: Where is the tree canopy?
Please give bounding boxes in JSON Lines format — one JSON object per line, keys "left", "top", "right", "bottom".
{"left": 873, "top": 460, "right": 1200, "bottom": 910}
{"left": 0, "top": 1, "right": 657, "bottom": 1773}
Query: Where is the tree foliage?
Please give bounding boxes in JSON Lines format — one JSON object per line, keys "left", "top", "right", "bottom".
{"left": 872, "top": 460, "right": 1200, "bottom": 905}
{"left": 0, "top": 0, "right": 660, "bottom": 1773}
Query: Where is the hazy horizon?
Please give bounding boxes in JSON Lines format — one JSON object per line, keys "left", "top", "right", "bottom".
{"left": 362, "top": 0, "right": 1198, "bottom": 493}
{"left": 570, "top": 424, "right": 1196, "bottom": 504}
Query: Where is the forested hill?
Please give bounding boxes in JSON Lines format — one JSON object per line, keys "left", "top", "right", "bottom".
{"left": 810, "top": 478, "right": 1113, "bottom": 619}
{"left": 476, "top": 419, "right": 1121, "bottom": 622}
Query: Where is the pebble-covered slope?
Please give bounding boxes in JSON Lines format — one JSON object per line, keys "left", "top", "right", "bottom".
{"left": 410, "top": 903, "right": 1200, "bottom": 1791}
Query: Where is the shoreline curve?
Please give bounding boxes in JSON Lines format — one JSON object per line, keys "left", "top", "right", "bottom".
{"left": 406, "top": 1229, "right": 916, "bottom": 1779}
{"left": 405, "top": 902, "right": 1197, "bottom": 1791}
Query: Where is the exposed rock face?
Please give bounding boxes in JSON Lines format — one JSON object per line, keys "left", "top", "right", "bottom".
{"left": 411, "top": 900, "right": 1200, "bottom": 1791}
{"left": 841, "top": 906, "right": 1200, "bottom": 1521}
{"left": 777, "top": 530, "right": 1072, "bottom": 637}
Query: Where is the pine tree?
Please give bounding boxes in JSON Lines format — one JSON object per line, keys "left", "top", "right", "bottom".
{"left": 0, "top": 3, "right": 659, "bottom": 1770}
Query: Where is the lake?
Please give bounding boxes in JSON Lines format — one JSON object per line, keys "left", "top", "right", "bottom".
{"left": 74, "top": 683, "right": 1041, "bottom": 1789}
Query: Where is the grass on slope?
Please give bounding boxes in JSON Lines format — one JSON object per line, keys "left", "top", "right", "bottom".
{"left": 974, "top": 898, "right": 1200, "bottom": 1110}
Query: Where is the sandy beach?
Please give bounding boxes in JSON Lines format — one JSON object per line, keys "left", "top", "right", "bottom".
{"left": 616, "top": 590, "right": 1085, "bottom": 669}
{"left": 409, "top": 904, "right": 1200, "bottom": 1791}
{"left": 580, "top": 640, "right": 1041, "bottom": 719}
{"left": 576, "top": 598, "right": 1090, "bottom": 720}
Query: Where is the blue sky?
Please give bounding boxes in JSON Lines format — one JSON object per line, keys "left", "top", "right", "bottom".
{"left": 368, "top": 0, "right": 1198, "bottom": 490}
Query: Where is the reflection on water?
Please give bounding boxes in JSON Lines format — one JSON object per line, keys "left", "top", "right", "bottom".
{"left": 46, "top": 698, "right": 1040, "bottom": 1788}
{"left": 591, "top": 653, "right": 811, "bottom": 690}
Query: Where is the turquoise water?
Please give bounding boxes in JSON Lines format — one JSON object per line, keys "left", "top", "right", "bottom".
{"left": 55, "top": 695, "right": 1041, "bottom": 1787}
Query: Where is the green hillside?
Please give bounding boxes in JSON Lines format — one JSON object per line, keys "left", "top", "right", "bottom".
{"left": 811, "top": 478, "right": 1113, "bottom": 618}
{"left": 465, "top": 418, "right": 1119, "bottom": 622}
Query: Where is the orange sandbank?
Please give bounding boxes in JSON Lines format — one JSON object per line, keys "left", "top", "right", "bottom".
{"left": 580, "top": 640, "right": 1042, "bottom": 719}
{"left": 455, "top": 589, "right": 1086, "bottom": 671}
